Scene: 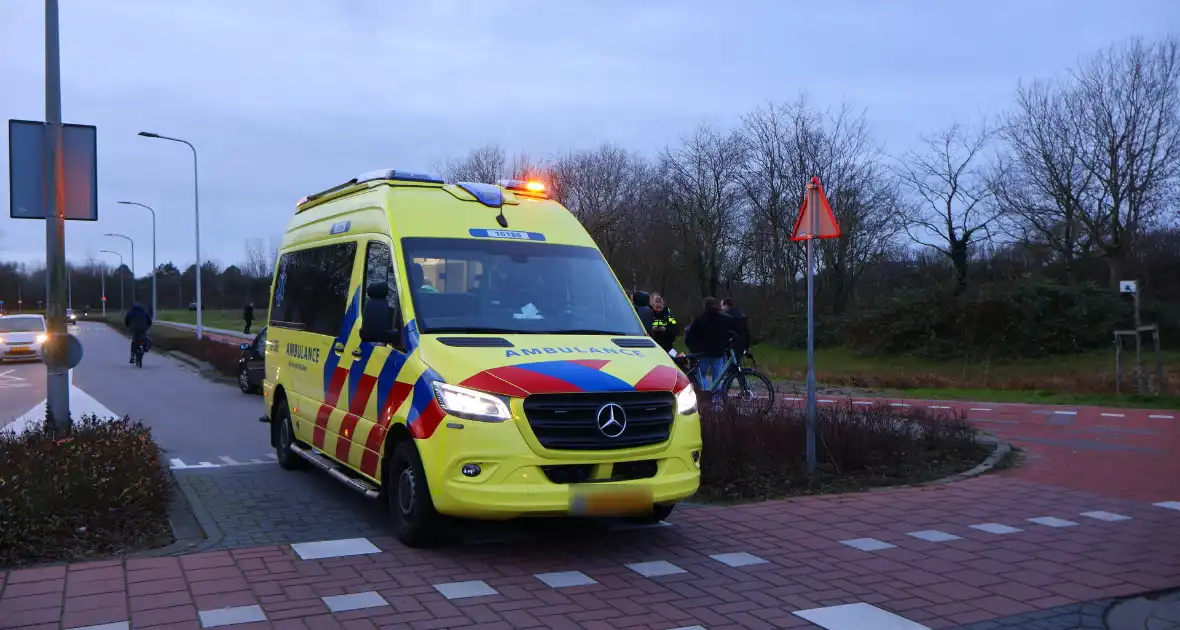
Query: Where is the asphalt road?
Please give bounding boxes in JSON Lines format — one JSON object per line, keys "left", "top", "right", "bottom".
{"left": 0, "top": 360, "right": 46, "bottom": 429}
{"left": 69, "top": 322, "right": 272, "bottom": 467}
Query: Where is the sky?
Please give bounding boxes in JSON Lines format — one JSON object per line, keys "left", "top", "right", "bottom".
{"left": 1, "top": 0, "right": 1177, "bottom": 275}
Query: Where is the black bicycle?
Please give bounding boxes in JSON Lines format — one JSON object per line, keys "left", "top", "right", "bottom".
{"left": 675, "top": 344, "right": 775, "bottom": 415}
{"left": 132, "top": 337, "right": 152, "bottom": 368}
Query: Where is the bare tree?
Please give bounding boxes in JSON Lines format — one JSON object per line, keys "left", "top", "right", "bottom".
{"left": 548, "top": 144, "right": 651, "bottom": 258}
{"left": 439, "top": 143, "right": 543, "bottom": 184}
{"left": 895, "top": 121, "right": 1000, "bottom": 294}
{"left": 659, "top": 123, "right": 747, "bottom": 299}
{"left": 993, "top": 78, "right": 1096, "bottom": 283}
{"left": 242, "top": 238, "right": 270, "bottom": 279}
{"left": 1069, "top": 36, "right": 1180, "bottom": 288}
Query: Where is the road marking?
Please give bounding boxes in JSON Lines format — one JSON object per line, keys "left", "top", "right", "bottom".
{"left": 783, "top": 396, "right": 801, "bottom": 401}
{"left": 197, "top": 605, "right": 266, "bottom": 628}
{"left": 928, "top": 405, "right": 952, "bottom": 409}
{"left": 969, "top": 407, "right": 992, "bottom": 411}
{"left": 626, "top": 560, "right": 687, "bottom": 577}
{"left": 889, "top": 403, "right": 909, "bottom": 407}
{"left": 972, "top": 419, "right": 1019, "bottom": 424}
{"left": 710, "top": 552, "right": 770, "bottom": 567}
{"left": 169, "top": 458, "right": 220, "bottom": 470}
{"left": 907, "top": 529, "right": 962, "bottom": 542}
{"left": 852, "top": 401, "right": 873, "bottom": 405}
{"left": 322, "top": 592, "right": 388, "bottom": 613}
{"left": 1149, "top": 414, "right": 1174, "bottom": 419}
{"left": 819, "top": 399, "right": 835, "bottom": 403}
{"left": 535, "top": 571, "right": 598, "bottom": 588}
{"left": 1053, "top": 410, "right": 1078, "bottom": 415}
{"left": 1154, "top": 501, "right": 1180, "bottom": 511}
{"left": 1101, "top": 413, "right": 1126, "bottom": 418}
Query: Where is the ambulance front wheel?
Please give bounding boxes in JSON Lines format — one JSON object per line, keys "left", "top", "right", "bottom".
{"left": 274, "top": 399, "right": 305, "bottom": 471}
{"left": 387, "top": 440, "right": 441, "bottom": 547}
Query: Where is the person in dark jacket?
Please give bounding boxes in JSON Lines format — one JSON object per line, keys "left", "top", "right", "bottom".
{"left": 646, "top": 292, "right": 680, "bottom": 352}
{"left": 123, "top": 302, "right": 153, "bottom": 363}
{"left": 243, "top": 301, "right": 255, "bottom": 334}
{"left": 684, "top": 297, "right": 733, "bottom": 391}
{"left": 720, "top": 297, "right": 751, "bottom": 354}
{"left": 632, "top": 290, "right": 654, "bottom": 332}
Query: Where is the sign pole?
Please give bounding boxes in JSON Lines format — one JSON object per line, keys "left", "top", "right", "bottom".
{"left": 804, "top": 182, "right": 818, "bottom": 475}
{"left": 44, "top": 0, "right": 71, "bottom": 433}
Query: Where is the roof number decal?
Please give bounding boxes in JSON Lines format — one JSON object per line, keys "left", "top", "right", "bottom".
{"left": 469, "top": 228, "right": 546, "bottom": 242}
{"left": 330, "top": 220, "right": 352, "bottom": 235}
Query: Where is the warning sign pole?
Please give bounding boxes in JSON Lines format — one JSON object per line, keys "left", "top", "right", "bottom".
{"left": 792, "top": 177, "right": 841, "bottom": 476}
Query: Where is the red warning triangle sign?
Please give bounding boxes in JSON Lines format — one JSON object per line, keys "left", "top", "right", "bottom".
{"left": 791, "top": 176, "right": 841, "bottom": 241}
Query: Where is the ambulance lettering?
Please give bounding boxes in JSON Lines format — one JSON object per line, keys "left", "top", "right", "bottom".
{"left": 286, "top": 343, "right": 322, "bottom": 363}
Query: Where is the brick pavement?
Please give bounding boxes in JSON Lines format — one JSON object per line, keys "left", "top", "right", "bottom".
{"left": 1, "top": 396, "right": 1177, "bottom": 628}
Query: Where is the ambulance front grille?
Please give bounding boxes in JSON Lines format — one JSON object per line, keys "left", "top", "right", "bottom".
{"left": 522, "top": 391, "right": 675, "bottom": 450}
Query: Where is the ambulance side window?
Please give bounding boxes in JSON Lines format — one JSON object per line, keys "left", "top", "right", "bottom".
{"left": 270, "top": 242, "right": 357, "bottom": 337}
{"left": 364, "top": 241, "right": 398, "bottom": 312}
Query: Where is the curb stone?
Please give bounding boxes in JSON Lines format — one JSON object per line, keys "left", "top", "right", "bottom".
{"left": 135, "top": 462, "right": 209, "bottom": 558}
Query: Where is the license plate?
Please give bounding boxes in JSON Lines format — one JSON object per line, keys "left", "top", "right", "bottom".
{"left": 9, "top": 348, "right": 32, "bottom": 355}
{"left": 569, "top": 485, "right": 653, "bottom": 516}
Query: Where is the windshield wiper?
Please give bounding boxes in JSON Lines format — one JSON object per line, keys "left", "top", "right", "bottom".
{"left": 545, "top": 329, "right": 628, "bottom": 336}
{"left": 426, "top": 326, "right": 537, "bottom": 335}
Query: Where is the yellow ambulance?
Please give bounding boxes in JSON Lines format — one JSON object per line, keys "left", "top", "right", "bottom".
{"left": 260, "top": 169, "right": 702, "bottom": 546}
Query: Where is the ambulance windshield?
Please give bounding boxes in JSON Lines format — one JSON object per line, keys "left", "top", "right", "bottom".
{"left": 401, "top": 237, "right": 645, "bottom": 336}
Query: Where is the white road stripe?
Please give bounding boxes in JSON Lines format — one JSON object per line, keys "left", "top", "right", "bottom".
{"left": 929, "top": 405, "right": 951, "bottom": 409}
{"left": 1101, "top": 413, "right": 1126, "bottom": 418}
{"left": 1149, "top": 414, "right": 1174, "bottom": 419}
{"left": 794, "top": 602, "right": 931, "bottom": 629}
{"left": 1053, "top": 410, "right": 1078, "bottom": 415}
{"left": 890, "top": 403, "right": 909, "bottom": 407}
{"left": 819, "top": 399, "right": 835, "bottom": 403}
{"left": 852, "top": 401, "right": 873, "bottom": 405}
{"left": 969, "top": 407, "right": 992, "bottom": 411}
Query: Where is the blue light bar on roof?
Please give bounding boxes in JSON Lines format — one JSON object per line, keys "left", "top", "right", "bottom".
{"left": 355, "top": 169, "right": 445, "bottom": 185}
{"left": 457, "top": 182, "right": 504, "bottom": 208}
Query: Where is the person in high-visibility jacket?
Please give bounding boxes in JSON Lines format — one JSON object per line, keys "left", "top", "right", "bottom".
{"left": 647, "top": 292, "right": 680, "bottom": 352}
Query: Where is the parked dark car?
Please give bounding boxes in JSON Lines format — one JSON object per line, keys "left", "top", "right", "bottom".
{"left": 238, "top": 326, "right": 266, "bottom": 394}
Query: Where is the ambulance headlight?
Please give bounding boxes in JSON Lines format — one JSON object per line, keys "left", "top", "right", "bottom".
{"left": 675, "top": 386, "right": 698, "bottom": 415}
{"left": 432, "top": 383, "right": 511, "bottom": 422}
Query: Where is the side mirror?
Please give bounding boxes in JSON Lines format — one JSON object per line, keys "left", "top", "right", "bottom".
{"left": 359, "top": 288, "right": 399, "bottom": 344}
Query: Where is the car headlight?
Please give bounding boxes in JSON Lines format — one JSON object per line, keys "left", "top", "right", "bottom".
{"left": 675, "top": 386, "right": 698, "bottom": 415}
{"left": 36, "top": 334, "right": 48, "bottom": 344}
{"left": 432, "top": 382, "right": 511, "bottom": 422}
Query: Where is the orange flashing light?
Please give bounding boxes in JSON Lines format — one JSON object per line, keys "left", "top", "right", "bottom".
{"left": 525, "top": 180, "right": 545, "bottom": 193}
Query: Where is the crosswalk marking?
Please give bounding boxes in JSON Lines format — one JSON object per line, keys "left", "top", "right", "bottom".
{"left": 169, "top": 455, "right": 274, "bottom": 470}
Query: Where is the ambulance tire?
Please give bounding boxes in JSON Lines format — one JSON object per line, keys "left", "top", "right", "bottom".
{"left": 626, "top": 503, "right": 675, "bottom": 525}
{"left": 388, "top": 441, "right": 441, "bottom": 547}
{"left": 274, "top": 400, "right": 305, "bottom": 471}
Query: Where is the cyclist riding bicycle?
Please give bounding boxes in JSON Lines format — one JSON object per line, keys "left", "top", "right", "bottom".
{"left": 123, "top": 302, "right": 153, "bottom": 364}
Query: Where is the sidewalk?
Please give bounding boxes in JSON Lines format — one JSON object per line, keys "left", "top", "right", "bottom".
{"left": 1, "top": 474, "right": 1178, "bottom": 629}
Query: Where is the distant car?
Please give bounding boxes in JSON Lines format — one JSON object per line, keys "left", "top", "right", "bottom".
{"left": 237, "top": 326, "right": 267, "bottom": 394}
{"left": 0, "top": 314, "right": 49, "bottom": 363}
{"left": 66, "top": 308, "right": 77, "bottom": 325}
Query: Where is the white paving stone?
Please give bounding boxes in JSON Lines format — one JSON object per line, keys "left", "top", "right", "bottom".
{"left": 709, "top": 552, "right": 769, "bottom": 567}
{"left": 969, "top": 523, "right": 1024, "bottom": 534}
{"left": 1153, "top": 501, "right": 1180, "bottom": 511}
{"left": 668, "top": 627, "right": 707, "bottom": 630}
{"left": 794, "top": 602, "right": 931, "bottom": 629}
{"left": 67, "top": 623, "right": 130, "bottom": 630}
{"left": 1028, "top": 516, "right": 1078, "bottom": 528}
{"left": 198, "top": 605, "right": 267, "bottom": 628}
{"left": 1081, "top": 511, "right": 1132, "bottom": 522}
{"left": 290, "top": 537, "right": 380, "bottom": 560}
{"left": 906, "top": 529, "right": 962, "bottom": 542}
{"left": 434, "top": 580, "right": 498, "bottom": 600}
{"left": 535, "top": 571, "right": 597, "bottom": 588}
{"left": 626, "top": 560, "right": 688, "bottom": 577}
{"left": 839, "top": 537, "right": 896, "bottom": 551}
{"left": 322, "top": 591, "right": 388, "bottom": 613}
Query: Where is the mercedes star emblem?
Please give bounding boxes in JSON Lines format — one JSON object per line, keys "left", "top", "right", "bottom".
{"left": 596, "top": 403, "right": 627, "bottom": 438}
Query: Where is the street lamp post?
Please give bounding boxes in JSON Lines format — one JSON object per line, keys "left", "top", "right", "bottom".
{"left": 138, "top": 132, "right": 202, "bottom": 340}
{"left": 99, "top": 263, "right": 106, "bottom": 317}
{"left": 117, "top": 201, "right": 156, "bottom": 316}
{"left": 105, "top": 233, "right": 136, "bottom": 304}
{"left": 100, "top": 249, "right": 124, "bottom": 311}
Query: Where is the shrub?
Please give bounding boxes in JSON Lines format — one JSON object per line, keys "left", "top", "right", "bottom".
{"left": 845, "top": 280, "right": 1126, "bottom": 360}
{"left": 698, "top": 401, "right": 986, "bottom": 501}
{"left": 0, "top": 416, "right": 173, "bottom": 566}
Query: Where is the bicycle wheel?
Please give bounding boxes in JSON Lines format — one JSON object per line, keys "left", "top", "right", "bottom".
{"left": 721, "top": 368, "right": 774, "bottom": 415}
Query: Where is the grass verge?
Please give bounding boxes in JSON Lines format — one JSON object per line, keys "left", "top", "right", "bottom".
{"left": 697, "top": 400, "right": 991, "bottom": 503}
{"left": 0, "top": 416, "right": 173, "bottom": 567}
{"left": 154, "top": 309, "right": 265, "bottom": 332}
